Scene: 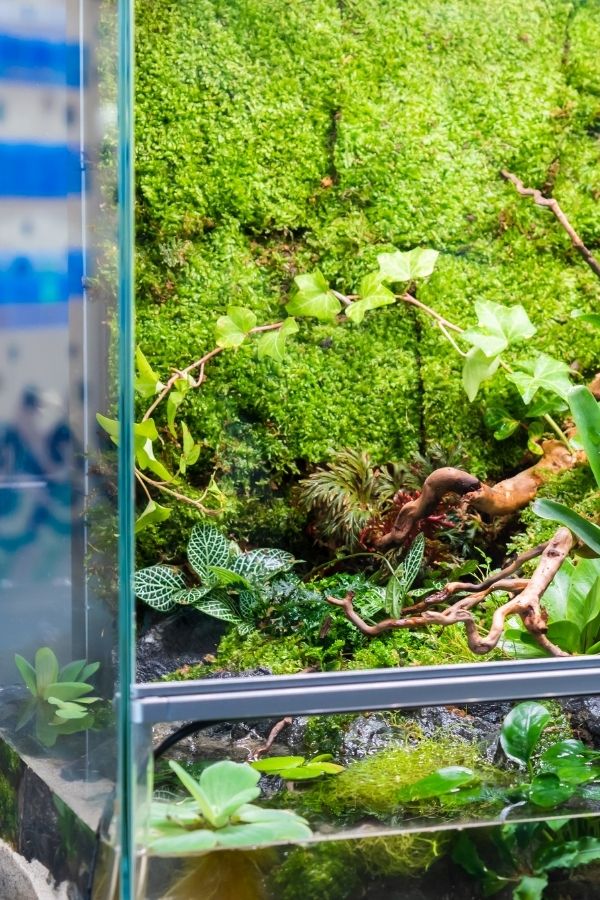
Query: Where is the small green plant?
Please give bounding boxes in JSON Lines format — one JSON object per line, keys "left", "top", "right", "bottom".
{"left": 134, "top": 523, "right": 297, "bottom": 634}
{"left": 400, "top": 702, "right": 600, "bottom": 814}
{"left": 14, "top": 648, "right": 101, "bottom": 748}
{"left": 535, "top": 385, "right": 600, "bottom": 555}
{"left": 148, "top": 760, "right": 311, "bottom": 855}
{"left": 453, "top": 819, "right": 600, "bottom": 900}
{"left": 250, "top": 754, "right": 344, "bottom": 781}
{"left": 502, "top": 557, "right": 600, "bottom": 657}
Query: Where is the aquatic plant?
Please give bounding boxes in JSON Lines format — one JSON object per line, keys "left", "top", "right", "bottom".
{"left": 148, "top": 760, "right": 311, "bottom": 855}
{"left": 14, "top": 648, "right": 101, "bottom": 748}
{"left": 251, "top": 754, "right": 344, "bottom": 782}
{"left": 405, "top": 702, "right": 600, "bottom": 815}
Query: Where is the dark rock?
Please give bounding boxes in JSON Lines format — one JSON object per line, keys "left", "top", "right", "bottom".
{"left": 560, "top": 697, "right": 600, "bottom": 746}
{"left": 339, "top": 715, "right": 396, "bottom": 764}
{"left": 135, "top": 608, "right": 228, "bottom": 682}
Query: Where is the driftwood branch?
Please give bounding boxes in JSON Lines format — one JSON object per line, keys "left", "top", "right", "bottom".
{"left": 326, "top": 528, "right": 573, "bottom": 657}
{"left": 501, "top": 170, "right": 600, "bottom": 280}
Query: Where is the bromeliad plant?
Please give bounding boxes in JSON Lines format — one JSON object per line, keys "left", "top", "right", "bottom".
{"left": 399, "top": 702, "right": 600, "bottom": 815}
{"left": 14, "top": 648, "right": 101, "bottom": 748}
{"left": 134, "top": 524, "right": 297, "bottom": 634}
{"left": 148, "top": 760, "right": 311, "bottom": 855}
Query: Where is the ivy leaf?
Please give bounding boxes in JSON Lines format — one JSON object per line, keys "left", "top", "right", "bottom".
{"left": 179, "top": 422, "right": 201, "bottom": 475}
{"left": 345, "top": 272, "right": 396, "bottom": 324}
{"left": 257, "top": 317, "right": 299, "bottom": 362}
{"left": 286, "top": 271, "right": 341, "bottom": 321}
{"left": 135, "top": 347, "right": 165, "bottom": 398}
{"left": 215, "top": 306, "right": 257, "bottom": 349}
{"left": 462, "top": 347, "right": 501, "bottom": 402}
{"left": 377, "top": 248, "right": 439, "bottom": 282}
{"left": 96, "top": 413, "right": 119, "bottom": 444}
{"left": 135, "top": 499, "right": 172, "bottom": 534}
{"left": 484, "top": 405, "right": 520, "bottom": 440}
{"left": 462, "top": 300, "right": 536, "bottom": 357}
{"left": 508, "top": 354, "right": 573, "bottom": 404}
{"left": 134, "top": 420, "right": 173, "bottom": 482}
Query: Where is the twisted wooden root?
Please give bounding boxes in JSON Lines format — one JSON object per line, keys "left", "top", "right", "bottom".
{"left": 326, "top": 528, "right": 573, "bottom": 657}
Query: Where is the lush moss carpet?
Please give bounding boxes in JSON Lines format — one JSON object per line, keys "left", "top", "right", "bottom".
{"left": 135, "top": 0, "right": 600, "bottom": 557}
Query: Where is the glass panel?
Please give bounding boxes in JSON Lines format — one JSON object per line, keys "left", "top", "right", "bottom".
{"left": 0, "top": 1, "right": 129, "bottom": 895}
{"left": 134, "top": 696, "right": 600, "bottom": 897}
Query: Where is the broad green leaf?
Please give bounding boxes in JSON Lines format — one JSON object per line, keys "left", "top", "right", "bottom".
{"left": 500, "top": 701, "right": 551, "bottom": 767}
{"left": 527, "top": 773, "right": 576, "bottom": 808}
{"left": 513, "top": 875, "right": 548, "bottom": 900}
{"left": 193, "top": 592, "right": 244, "bottom": 625}
{"left": 257, "top": 317, "right": 299, "bottom": 362}
{"left": 215, "top": 306, "right": 257, "bottom": 348}
{"left": 34, "top": 648, "right": 59, "bottom": 693}
{"left": 96, "top": 413, "right": 119, "bottom": 444}
{"left": 187, "top": 760, "right": 261, "bottom": 828}
{"left": 396, "top": 766, "right": 476, "bottom": 801}
{"left": 187, "top": 525, "right": 232, "bottom": 580}
{"left": 215, "top": 818, "right": 312, "bottom": 847}
{"left": 80, "top": 661, "right": 100, "bottom": 681}
{"left": 377, "top": 247, "right": 439, "bottom": 282}
{"left": 48, "top": 698, "right": 91, "bottom": 720}
{"left": 538, "top": 559, "right": 573, "bottom": 622}
{"left": 508, "top": 354, "right": 573, "bottom": 404}
{"left": 251, "top": 757, "right": 305, "bottom": 773}
{"left": 58, "top": 659, "right": 86, "bottom": 682}
{"left": 546, "top": 620, "right": 581, "bottom": 654}
{"left": 535, "top": 836, "right": 600, "bottom": 872}
{"left": 43, "top": 682, "right": 94, "bottom": 702}
{"left": 235, "top": 805, "right": 311, "bottom": 827}
{"left": 14, "top": 654, "right": 37, "bottom": 695}
{"left": 149, "top": 828, "right": 219, "bottom": 855}
{"left": 346, "top": 272, "right": 395, "bottom": 324}
{"left": 133, "top": 419, "right": 173, "bottom": 482}
{"left": 567, "top": 386, "right": 600, "bottom": 488}
{"left": 207, "top": 565, "right": 252, "bottom": 588}
{"left": 572, "top": 310, "right": 600, "bottom": 328}
{"left": 134, "top": 565, "right": 186, "bottom": 612}
{"left": 462, "top": 347, "right": 501, "bottom": 401}
{"left": 286, "top": 271, "right": 341, "bottom": 321}
{"left": 452, "top": 833, "right": 511, "bottom": 895}
{"left": 484, "top": 405, "right": 520, "bottom": 441}
{"left": 187, "top": 525, "right": 231, "bottom": 582}
{"left": 135, "top": 500, "right": 172, "bottom": 534}
{"left": 500, "top": 628, "right": 548, "bottom": 659}
{"left": 533, "top": 500, "right": 600, "bottom": 556}
{"left": 541, "top": 740, "right": 600, "bottom": 770}
{"left": 463, "top": 300, "right": 536, "bottom": 357}
{"left": 135, "top": 347, "right": 165, "bottom": 398}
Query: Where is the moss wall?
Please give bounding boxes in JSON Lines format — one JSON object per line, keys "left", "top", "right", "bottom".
{"left": 136, "top": 0, "right": 600, "bottom": 556}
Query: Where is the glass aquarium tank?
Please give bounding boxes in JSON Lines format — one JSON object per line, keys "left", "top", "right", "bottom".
{"left": 2, "top": 0, "right": 600, "bottom": 898}
{"left": 128, "top": 0, "right": 600, "bottom": 898}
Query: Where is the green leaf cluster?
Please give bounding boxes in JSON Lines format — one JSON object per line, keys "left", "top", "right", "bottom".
{"left": 251, "top": 754, "right": 344, "bottom": 781}
{"left": 134, "top": 524, "right": 297, "bottom": 633}
{"left": 148, "top": 760, "right": 311, "bottom": 855}
{"left": 14, "top": 648, "right": 101, "bottom": 748}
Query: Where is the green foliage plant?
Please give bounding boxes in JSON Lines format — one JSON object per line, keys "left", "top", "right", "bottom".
{"left": 402, "top": 702, "right": 600, "bottom": 817}
{"left": 148, "top": 760, "right": 311, "bottom": 854}
{"left": 134, "top": 523, "right": 298, "bottom": 634}
{"left": 453, "top": 818, "right": 600, "bottom": 900}
{"left": 502, "top": 557, "right": 600, "bottom": 657}
{"left": 250, "top": 754, "right": 344, "bottom": 782}
{"left": 14, "top": 648, "right": 101, "bottom": 748}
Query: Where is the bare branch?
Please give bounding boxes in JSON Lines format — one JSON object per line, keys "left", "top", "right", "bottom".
{"left": 501, "top": 170, "right": 600, "bottom": 280}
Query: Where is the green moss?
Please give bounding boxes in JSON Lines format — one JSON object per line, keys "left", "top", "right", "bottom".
{"left": 0, "top": 741, "right": 21, "bottom": 845}
{"left": 297, "top": 739, "right": 500, "bottom": 822}
{"left": 269, "top": 831, "right": 449, "bottom": 900}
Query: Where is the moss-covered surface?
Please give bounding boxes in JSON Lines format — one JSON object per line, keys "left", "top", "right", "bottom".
{"left": 0, "top": 740, "right": 22, "bottom": 846}
{"left": 136, "top": 0, "right": 600, "bottom": 560}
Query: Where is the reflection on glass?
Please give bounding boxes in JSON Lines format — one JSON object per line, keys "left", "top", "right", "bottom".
{"left": 0, "top": 0, "right": 120, "bottom": 895}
